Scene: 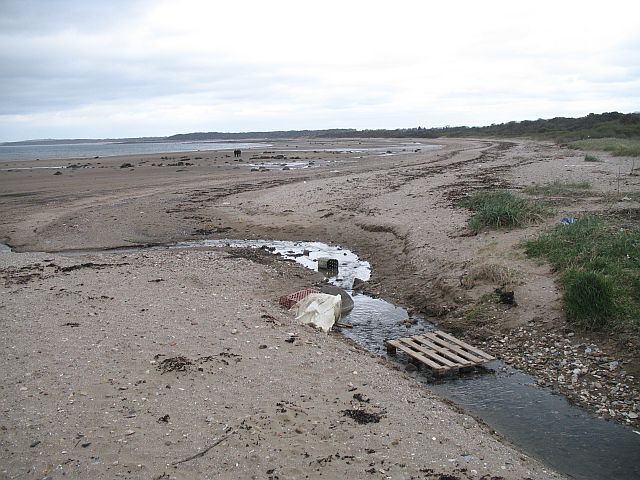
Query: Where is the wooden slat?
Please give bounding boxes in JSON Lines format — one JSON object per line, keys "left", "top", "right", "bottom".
{"left": 435, "top": 331, "right": 495, "bottom": 361}
{"left": 402, "top": 339, "right": 458, "bottom": 367}
{"left": 409, "top": 336, "right": 474, "bottom": 366}
{"left": 387, "top": 340, "right": 447, "bottom": 371}
{"left": 387, "top": 330, "right": 495, "bottom": 374}
{"left": 419, "top": 333, "right": 484, "bottom": 363}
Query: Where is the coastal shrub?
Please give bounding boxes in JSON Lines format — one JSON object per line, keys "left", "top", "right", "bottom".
{"left": 562, "top": 270, "right": 614, "bottom": 330}
{"left": 570, "top": 138, "right": 640, "bottom": 157}
{"left": 525, "top": 216, "right": 640, "bottom": 332}
{"left": 460, "top": 191, "right": 546, "bottom": 232}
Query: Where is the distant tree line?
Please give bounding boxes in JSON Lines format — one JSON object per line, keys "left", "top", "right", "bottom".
{"left": 317, "top": 112, "right": 640, "bottom": 142}
{"left": 5, "top": 112, "right": 638, "bottom": 146}
{"left": 165, "top": 129, "right": 357, "bottom": 141}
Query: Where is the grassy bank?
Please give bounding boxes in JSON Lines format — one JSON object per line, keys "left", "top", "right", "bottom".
{"left": 460, "top": 191, "right": 547, "bottom": 232}
{"left": 525, "top": 217, "right": 640, "bottom": 332}
{"left": 570, "top": 138, "right": 640, "bottom": 157}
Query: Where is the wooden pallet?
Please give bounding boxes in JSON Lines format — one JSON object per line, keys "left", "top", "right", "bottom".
{"left": 385, "top": 330, "right": 495, "bottom": 374}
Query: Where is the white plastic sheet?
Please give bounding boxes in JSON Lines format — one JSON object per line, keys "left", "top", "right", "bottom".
{"left": 294, "top": 293, "right": 342, "bottom": 332}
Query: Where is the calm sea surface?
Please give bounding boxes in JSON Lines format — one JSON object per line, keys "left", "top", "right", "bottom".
{"left": 0, "top": 141, "right": 272, "bottom": 162}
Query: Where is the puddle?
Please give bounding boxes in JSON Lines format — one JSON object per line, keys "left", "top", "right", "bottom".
{"left": 1, "top": 165, "right": 67, "bottom": 171}
{"left": 174, "top": 239, "right": 370, "bottom": 290}
{"left": 277, "top": 143, "right": 442, "bottom": 155}
{"left": 180, "top": 238, "right": 640, "bottom": 480}
{"left": 246, "top": 161, "right": 315, "bottom": 171}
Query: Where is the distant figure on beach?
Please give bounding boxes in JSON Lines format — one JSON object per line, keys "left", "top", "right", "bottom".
{"left": 233, "top": 149, "right": 242, "bottom": 158}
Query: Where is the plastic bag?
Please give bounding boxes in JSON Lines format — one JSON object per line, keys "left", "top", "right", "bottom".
{"left": 294, "top": 293, "right": 342, "bottom": 332}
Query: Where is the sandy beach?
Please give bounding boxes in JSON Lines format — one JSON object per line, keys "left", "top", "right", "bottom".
{"left": 1, "top": 137, "right": 639, "bottom": 479}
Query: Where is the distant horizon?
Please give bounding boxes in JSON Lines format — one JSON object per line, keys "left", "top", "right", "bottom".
{"left": 3, "top": 110, "right": 638, "bottom": 144}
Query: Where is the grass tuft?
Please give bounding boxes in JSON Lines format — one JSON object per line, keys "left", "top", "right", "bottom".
{"left": 525, "top": 216, "right": 640, "bottom": 332}
{"left": 463, "top": 292, "right": 499, "bottom": 322}
{"left": 460, "top": 191, "right": 547, "bottom": 232}
{"left": 584, "top": 154, "right": 601, "bottom": 162}
{"left": 523, "top": 180, "right": 591, "bottom": 197}
{"left": 562, "top": 270, "right": 614, "bottom": 330}
{"left": 462, "top": 263, "right": 519, "bottom": 288}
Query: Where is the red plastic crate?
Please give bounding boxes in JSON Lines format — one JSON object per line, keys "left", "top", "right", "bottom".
{"left": 279, "top": 288, "right": 320, "bottom": 309}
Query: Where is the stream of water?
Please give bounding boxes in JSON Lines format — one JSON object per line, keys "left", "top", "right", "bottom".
{"left": 175, "top": 239, "right": 640, "bottom": 480}
{"left": 3, "top": 239, "right": 639, "bottom": 478}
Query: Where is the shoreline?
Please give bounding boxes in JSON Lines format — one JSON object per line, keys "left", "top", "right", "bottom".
{"left": 2, "top": 136, "right": 639, "bottom": 478}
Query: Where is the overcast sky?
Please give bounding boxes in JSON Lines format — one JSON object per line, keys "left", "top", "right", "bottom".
{"left": 1, "top": 0, "right": 639, "bottom": 141}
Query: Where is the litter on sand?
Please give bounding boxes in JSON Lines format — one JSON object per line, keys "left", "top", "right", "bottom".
{"left": 279, "top": 288, "right": 320, "bottom": 309}
{"left": 294, "top": 293, "right": 342, "bottom": 332}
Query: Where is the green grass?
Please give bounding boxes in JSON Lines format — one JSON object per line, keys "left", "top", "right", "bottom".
{"left": 525, "top": 216, "right": 640, "bottom": 331}
{"left": 584, "top": 154, "right": 601, "bottom": 162}
{"left": 460, "top": 191, "right": 548, "bottom": 232}
{"left": 562, "top": 271, "right": 614, "bottom": 330}
{"left": 523, "top": 180, "right": 591, "bottom": 196}
{"left": 570, "top": 137, "right": 640, "bottom": 157}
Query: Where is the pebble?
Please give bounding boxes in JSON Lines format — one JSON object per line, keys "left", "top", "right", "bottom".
{"left": 487, "top": 328, "right": 639, "bottom": 427}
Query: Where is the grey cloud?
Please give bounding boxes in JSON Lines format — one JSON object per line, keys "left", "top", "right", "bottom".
{"left": 0, "top": 0, "right": 149, "bottom": 34}
{"left": 0, "top": 31, "right": 308, "bottom": 115}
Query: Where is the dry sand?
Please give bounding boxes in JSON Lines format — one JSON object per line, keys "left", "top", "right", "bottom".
{"left": 0, "top": 247, "right": 560, "bottom": 479}
{"left": 1, "top": 137, "right": 639, "bottom": 478}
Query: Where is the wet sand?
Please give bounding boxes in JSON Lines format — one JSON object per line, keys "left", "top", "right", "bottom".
{"left": 1, "top": 137, "right": 639, "bottom": 478}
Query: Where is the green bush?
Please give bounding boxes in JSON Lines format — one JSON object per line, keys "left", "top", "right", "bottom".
{"left": 525, "top": 216, "right": 640, "bottom": 332}
{"left": 562, "top": 270, "right": 614, "bottom": 330}
{"left": 571, "top": 138, "right": 640, "bottom": 157}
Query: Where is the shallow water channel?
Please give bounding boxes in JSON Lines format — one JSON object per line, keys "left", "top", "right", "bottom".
{"left": 3, "top": 238, "right": 639, "bottom": 478}
{"left": 176, "top": 239, "right": 640, "bottom": 480}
